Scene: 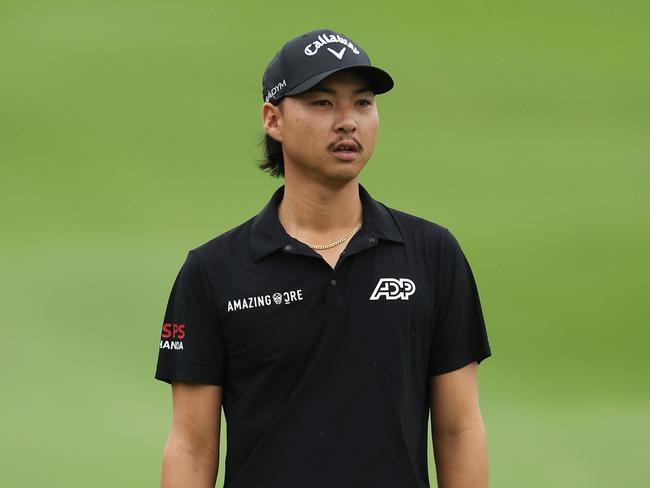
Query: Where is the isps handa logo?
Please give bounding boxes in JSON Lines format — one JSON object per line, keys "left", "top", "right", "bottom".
{"left": 160, "top": 323, "right": 185, "bottom": 350}
{"left": 369, "top": 278, "right": 416, "bottom": 301}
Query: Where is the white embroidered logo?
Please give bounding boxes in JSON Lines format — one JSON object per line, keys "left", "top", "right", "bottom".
{"left": 327, "top": 47, "right": 346, "bottom": 59}
{"left": 369, "top": 278, "right": 416, "bottom": 301}
{"left": 227, "top": 289, "right": 303, "bottom": 312}
{"left": 265, "top": 79, "right": 287, "bottom": 102}
{"left": 304, "top": 33, "right": 360, "bottom": 57}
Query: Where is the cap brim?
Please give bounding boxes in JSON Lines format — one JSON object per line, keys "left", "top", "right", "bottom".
{"left": 283, "top": 65, "right": 394, "bottom": 99}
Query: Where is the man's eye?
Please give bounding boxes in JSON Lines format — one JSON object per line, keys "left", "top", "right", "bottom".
{"left": 358, "top": 99, "right": 373, "bottom": 106}
{"left": 313, "top": 100, "right": 331, "bottom": 106}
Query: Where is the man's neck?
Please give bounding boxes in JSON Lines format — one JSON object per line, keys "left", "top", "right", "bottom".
{"left": 277, "top": 177, "right": 363, "bottom": 241}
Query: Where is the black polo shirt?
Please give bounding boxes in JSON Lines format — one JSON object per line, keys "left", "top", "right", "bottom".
{"left": 155, "top": 182, "right": 491, "bottom": 488}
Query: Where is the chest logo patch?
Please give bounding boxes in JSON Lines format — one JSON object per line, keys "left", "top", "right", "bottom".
{"left": 227, "top": 289, "right": 304, "bottom": 312}
{"left": 370, "top": 278, "right": 416, "bottom": 301}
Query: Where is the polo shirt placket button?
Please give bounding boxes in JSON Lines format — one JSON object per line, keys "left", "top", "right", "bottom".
{"left": 326, "top": 278, "right": 342, "bottom": 313}
{"left": 284, "top": 244, "right": 293, "bottom": 252}
{"left": 368, "top": 237, "right": 376, "bottom": 244}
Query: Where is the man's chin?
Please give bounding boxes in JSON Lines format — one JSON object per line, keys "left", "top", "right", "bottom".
{"left": 327, "top": 162, "right": 366, "bottom": 182}
{"left": 285, "top": 156, "right": 367, "bottom": 183}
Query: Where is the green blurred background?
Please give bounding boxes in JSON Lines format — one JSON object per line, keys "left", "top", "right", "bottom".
{"left": 2, "top": 0, "right": 648, "bottom": 486}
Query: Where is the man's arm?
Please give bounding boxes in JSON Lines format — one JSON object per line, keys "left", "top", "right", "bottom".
{"left": 430, "top": 361, "right": 488, "bottom": 488}
{"left": 161, "top": 382, "right": 223, "bottom": 488}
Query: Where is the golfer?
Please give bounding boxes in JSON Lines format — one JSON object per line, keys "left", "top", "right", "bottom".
{"left": 155, "top": 28, "right": 492, "bottom": 488}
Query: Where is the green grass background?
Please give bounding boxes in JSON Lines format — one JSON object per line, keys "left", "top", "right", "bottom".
{"left": 1, "top": 0, "right": 649, "bottom": 486}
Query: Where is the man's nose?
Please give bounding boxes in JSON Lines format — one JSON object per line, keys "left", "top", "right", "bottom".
{"left": 334, "top": 104, "right": 357, "bottom": 133}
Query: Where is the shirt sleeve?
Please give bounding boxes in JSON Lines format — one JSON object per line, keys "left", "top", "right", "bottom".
{"left": 154, "top": 250, "right": 227, "bottom": 386}
{"left": 429, "top": 229, "right": 492, "bottom": 376}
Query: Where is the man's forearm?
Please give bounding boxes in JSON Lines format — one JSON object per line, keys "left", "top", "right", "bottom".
{"left": 432, "top": 424, "right": 489, "bottom": 488}
{"left": 161, "top": 436, "right": 218, "bottom": 488}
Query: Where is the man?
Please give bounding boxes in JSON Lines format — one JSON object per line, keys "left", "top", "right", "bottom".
{"left": 155, "top": 29, "right": 492, "bottom": 488}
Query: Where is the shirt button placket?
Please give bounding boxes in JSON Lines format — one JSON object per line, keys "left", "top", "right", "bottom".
{"left": 326, "top": 276, "right": 343, "bottom": 313}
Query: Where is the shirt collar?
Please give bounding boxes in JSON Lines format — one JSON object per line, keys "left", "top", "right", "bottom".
{"left": 249, "top": 183, "right": 405, "bottom": 262}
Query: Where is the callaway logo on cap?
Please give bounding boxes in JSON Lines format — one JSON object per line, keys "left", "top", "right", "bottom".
{"left": 262, "top": 29, "right": 394, "bottom": 104}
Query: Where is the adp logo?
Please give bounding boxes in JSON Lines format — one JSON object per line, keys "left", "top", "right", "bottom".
{"left": 369, "top": 278, "right": 416, "bottom": 301}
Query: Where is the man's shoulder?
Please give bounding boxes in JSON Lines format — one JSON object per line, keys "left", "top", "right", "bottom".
{"left": 380, "top": 203, "right": 470, "bottom": 268}
{"left": 382, "top": 202, "right": 453, "bottom": 243}
{"left": 187, "top": 215, "right": 256, "bottom": 265}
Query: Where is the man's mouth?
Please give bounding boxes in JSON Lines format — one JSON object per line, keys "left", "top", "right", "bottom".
{"left": 332, "top": 140, "right": 360, "bottom": 161}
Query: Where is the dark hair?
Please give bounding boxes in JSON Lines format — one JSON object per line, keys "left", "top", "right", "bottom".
{"left": 257, "top": 98, "right": 285, "bottom": 178}
{"left": 258, "top": 133, "right": 284, "bottom": 178}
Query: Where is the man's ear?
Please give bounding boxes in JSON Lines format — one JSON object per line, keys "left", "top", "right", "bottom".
{"left": 262, "top": 102, "right": 283, "bottom": 143}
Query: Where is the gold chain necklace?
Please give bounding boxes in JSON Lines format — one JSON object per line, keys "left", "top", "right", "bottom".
{"left": 295, "top": 222, "right": 363, "bottom": 250}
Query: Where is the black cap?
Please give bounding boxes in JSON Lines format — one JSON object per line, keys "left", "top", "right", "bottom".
{"left": 262, "top": 29, "right": 394, "bottom": 104}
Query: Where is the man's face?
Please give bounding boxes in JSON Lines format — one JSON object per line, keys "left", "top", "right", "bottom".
{"left": 264, "top": 70, "right": 379, "bottom": 184}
